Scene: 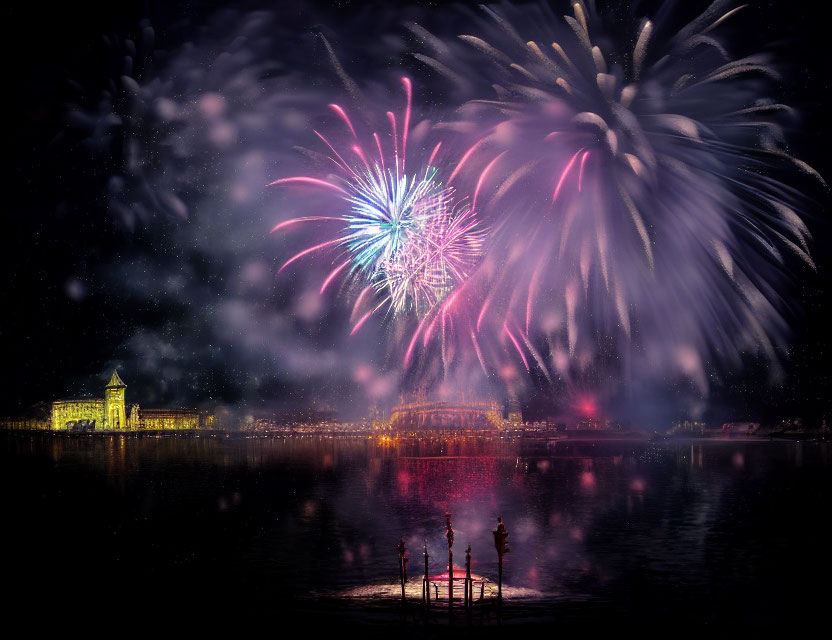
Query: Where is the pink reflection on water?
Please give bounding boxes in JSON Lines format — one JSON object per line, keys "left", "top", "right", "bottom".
{"left": 397, "top": 469, "right": 411, "bottom": 494}
{"left": 580, "top": 470, "right": 596, "bottom": 491}
{"left": 394, "top": 455, "right": 500, "bottom": 509}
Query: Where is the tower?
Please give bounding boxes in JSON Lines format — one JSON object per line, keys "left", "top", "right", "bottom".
{"left": 104, "top": 370, "right": 127, "bottom": 430}
{"left": 129, "top": 404, "right": 140, "bottom": 430}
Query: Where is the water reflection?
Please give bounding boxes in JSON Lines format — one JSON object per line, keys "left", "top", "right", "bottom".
{"left": 2, "top": 433, "right": 829, "bottom": 625}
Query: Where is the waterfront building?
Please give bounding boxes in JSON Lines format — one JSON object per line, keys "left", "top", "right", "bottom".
{"left": 722, "top": 422, "right": 760, "bottom": 435}
{"left": 1, "top": 371, "right": 212, "bottom": 432}
{"left": 389, "top": 398, "right": 503, "bottom": 431}
{"left": 667, "top": 420, "right": 708, "bottom": 436}
{"left": 0, "top": 406, "right": 51, "bottom": 431}
{"left": 50, "top": 371, "right": 128, "bottom": 430}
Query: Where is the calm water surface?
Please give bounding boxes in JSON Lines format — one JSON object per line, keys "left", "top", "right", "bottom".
{"left": 2, "top": 433, "right": 829, "bottom": 631}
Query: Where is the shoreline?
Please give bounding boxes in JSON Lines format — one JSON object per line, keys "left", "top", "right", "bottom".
{"left": 0, "top": 428, "right": 827, "bottom": 442}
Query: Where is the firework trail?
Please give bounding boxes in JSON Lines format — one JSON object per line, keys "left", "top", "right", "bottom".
{"left": 410, "top": 0, "right": 823, "bottom": 392}
{"left": 67, "top": 0, "right": 822, "bottom": 410}
{"left": 270, "top": 78, "right": 487, "bottom": 352}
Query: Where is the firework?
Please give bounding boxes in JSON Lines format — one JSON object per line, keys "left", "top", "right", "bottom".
{"left": 411, "top": 0, "right": 822, "bottom": 390}
{"left": 271, "top": 78, "right": 486, "bottom": 334}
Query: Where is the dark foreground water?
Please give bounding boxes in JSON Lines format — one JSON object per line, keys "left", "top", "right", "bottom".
{"left": 2, "top": 432, "right": 829, "bottom": 633}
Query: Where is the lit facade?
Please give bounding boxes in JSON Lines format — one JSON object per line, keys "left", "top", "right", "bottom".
{"left": 389, "top": 400, "right": 503, "bottom": 431}
{"left": 0, "top": 416, "right": 50, "bottom": 431}
{"left": 140, "top": 409, "right": 200, "bottom": 430}
{"left": 104, "top": 371, "right": 127, "bottom": 429}
{"left": 44, "top": 371, "right": 211, "bottom": 431}
{"left": 51, "top": 399, "right": 105, "bottom": 431}
{"left": 721, "top": 422, "right": 760, "bottom": 434}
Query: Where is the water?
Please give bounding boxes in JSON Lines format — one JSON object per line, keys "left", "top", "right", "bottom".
{"left": 2, "top": 432, "right": 829, "bottom": 631}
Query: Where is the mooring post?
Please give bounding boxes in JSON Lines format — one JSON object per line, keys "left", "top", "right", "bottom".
{"left": 470, "top": 565, "right": 474, "bottom": 604}
{"left": 465, "top": 544, "right": 472, "bottom": 610}
{"left": 397, "top": 539, "right": 407, "bottom": 603}
{"left": 423, "top": 538, "right": 430, "bottom": 608}
{"left": 445, "top": 512, "right": 454, "bottom": 609}
{"left": 492, "top": 516, "right": 509, "bottom": 606}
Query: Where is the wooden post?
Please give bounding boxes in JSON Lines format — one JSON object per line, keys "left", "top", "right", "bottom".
{"left": 397, "top": 539, "right": 407, "bottom": 603}
{"left": 497, "top": 554, "right": 502, "bottom": 605}
{"left": 445, "top": 512, "right": 454, "bottom": 609}
{"left": 423, "top": 539, "right": 430, "bottom": 608}
{"left": 448, "top": 549, "right": 454, "bottom": 607}
{"left": 465, "top": 544, "right": 472, "bottom": 610}
{"left": 492, "top": 516, "right": 509, "bottom": 606}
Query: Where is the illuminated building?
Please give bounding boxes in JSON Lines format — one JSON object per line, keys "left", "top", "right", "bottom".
{"left": 0, "top": 370, "right": 213, "bottom": 432}
{"left": 104, "top": 370, "right": 127, "bottom": 429}
{"left": 667, "top": 420, "right": 708, "bottom": 436}
{"left": 0, "top": 409, "right": 51, "bottom": 431}
{"left": 506, "top": 398, "right": 523, "bottom": 426}
{"left": 139, "top": 409, "right": 200, "bottom": 430}
{"left": 51, "top": 398, "right": 107, "bottom": 431}
{"left": 722, "top": 422, "right": 760, "bottom": 435}
{"left": 389, "top": 399, "right": 503, "bottom": 431}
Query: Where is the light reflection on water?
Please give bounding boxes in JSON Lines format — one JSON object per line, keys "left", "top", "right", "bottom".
{"left": 2, "top": 434, "right": 829, "bottom": 626}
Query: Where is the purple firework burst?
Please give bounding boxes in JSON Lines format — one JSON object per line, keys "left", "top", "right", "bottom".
{"left": 410, "top": 0, "right": 823, "bottom": 392}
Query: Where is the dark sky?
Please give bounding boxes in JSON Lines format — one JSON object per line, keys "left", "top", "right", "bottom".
{"left": 4, "top": 0, "right": 830, "bottom": 427}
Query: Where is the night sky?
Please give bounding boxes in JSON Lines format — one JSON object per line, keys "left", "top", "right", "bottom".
{"left": 5, "top": 0, "right": 830, "bottom": 428}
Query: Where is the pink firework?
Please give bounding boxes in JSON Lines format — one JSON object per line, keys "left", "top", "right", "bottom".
{"left": 269, "top": 78, "right": 489, "bottom": 343}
